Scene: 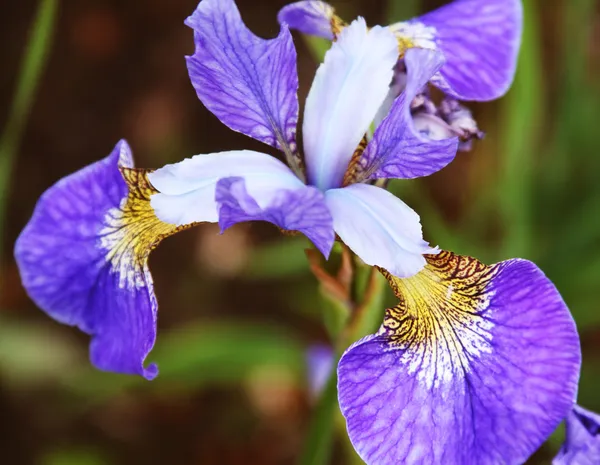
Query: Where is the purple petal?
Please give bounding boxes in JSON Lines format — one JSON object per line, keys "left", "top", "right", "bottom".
{"left": 216, "top": 177, "right": 334, "bottom": 257}
{"left": 13, "top": 141, "right": 181, "bottom": 379}
{"left": 554, "top": 405, "right": 600, "bottom": 465}
{"left": 353, "top": 49, "right": 458, "bottom": 183}
{"left": 338, "top": 251, "right": 581, "bottom": 464}
{"left": 278, "top": 1, "right": 336, "bottom": 40}
{"left": 185, "top": 0, "right": 300, "bottom": 169}
{"left": 415, "top": 0, "right": 523, "bottom": 101}
{"left": 325, "top": 184, "right": 437, "bottom": 278}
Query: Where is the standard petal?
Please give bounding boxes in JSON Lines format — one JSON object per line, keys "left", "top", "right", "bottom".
{"left": 349, "top": 48, "right": 458, "bottom": 184}
{"left": 338, "top": 251, "right": 581, "bottom": 465}
{"left": 410, "top": 0, "right": 523, "bottom": 101}
{"left": 303, "top": 18, "right": 398, "bottom": 190}
{"left": 185, "top": 0, "right": 301, "bottom": 172}
{"left": 216, "top": 177, "right": 334, "bottom": 257}
{"left": 277, "top": 1, "right": 336, "bottom": 40}
{"left": 325, "top": 184, "right": 436, "bottom": 278}
{"left": 554, "top": 405, "right": 600, "bottom": 465}
{"left": 14, "top": 141, "right": 186, "bottom": 379}
{"left": 148, "top": 150, "right": 306, "bottom": 226}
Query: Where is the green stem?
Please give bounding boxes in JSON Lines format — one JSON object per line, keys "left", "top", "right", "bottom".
{"left": 299, "top": 261, "right": 389, "bottom": 464}
{"left": 0, "top": 0, "right": 58, "bottom": 261}
{"left": 298, "top": 368, "right": 339, "bottom": 465}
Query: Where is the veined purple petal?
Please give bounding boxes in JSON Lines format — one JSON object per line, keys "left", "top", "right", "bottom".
{"left": 216, "top": 177, "right": 334, "bottom": 258}
{"left": 338, "top": 252, "right": 581, "bottom": 465}
{"left": 325, "top": 184, "right": 437, "bottom": 278}
{"left": 185, "top": 0, "right": 301, "bottom": 172}
{"left": 350, "top": 48, "right": 458, "bottom": 183}
{"left": 148, "top": 150, "right": 306, "bottom": 226}
{"left": 554, "top": 405, "right": 600, "bottom": 465}
{"left": 14, "top": 141, "right": 183, "bottom": 379}
{"left": 413, "top": 0, "right": 523, "bottom": 101}
{"left": 303, "top": 18, "right": 398, "bottom": 191}
{"left": 278, "top": 1, "right": 336, "bottom": 40}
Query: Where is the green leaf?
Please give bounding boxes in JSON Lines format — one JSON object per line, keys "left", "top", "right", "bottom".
{"left": 348, "top": 265, "right": 386, "bottom": 342}
{"left": 387, "top": 0, "right": 420, "bottom": 23}
{"left": 320, "top": 291, "right": 351, "bottom": 341}
{"left": 298, "top": 367, "right": 339, "bottom": 465}
{"left": 244, "top": 237, "right": 310, "bottom": 279}
{"left": 497, "top": 0, "right": 544, "bottom": 259}
{"left": 64, "top": 321, "right": 305, "bottom": 400}
{"left": 303, "top": 36, "right": 330, "bottom": 63}
{"left": 42, "top": 450, "right": 106, "bottom": 465}
{"left": 0, "top": 317, "right": 80, "bottom": 386}
{"left": 0, "top": 0, "right": 59, "bottom": 260}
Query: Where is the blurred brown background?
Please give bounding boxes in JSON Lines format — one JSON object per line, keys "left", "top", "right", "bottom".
{"left": 1, "top": 0, "right": 599, "bottom": 464}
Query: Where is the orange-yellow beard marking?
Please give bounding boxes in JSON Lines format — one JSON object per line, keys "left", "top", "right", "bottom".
{"left": 99, "top": 168, "right": 196, "bottom": 289}
{"left": 378, "top": 251, "right": 502, "bottom": 388}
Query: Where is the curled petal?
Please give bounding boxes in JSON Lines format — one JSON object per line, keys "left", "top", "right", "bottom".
{"left": 185, "top": 0, "right": 301, "bottom": 173}
{"left": 14, "top": 141, "right": 186, "bottom": 379}
{"left": 415, "top": 0, "right": 523, "bottom": 101}
{"left": 216, "top": 177, "right": 334, "bottom": 257}
{"left": 338, "top": 251, "right": 581, "bottom": 465}
{"left": 278, "top": 1, "right": 337, "bottom": 39}
{"left": 554, "top": 405, "right": 600, "bottom": 465}
{"left": 149, "top": 150, "right": 306, "bottom": 225}
{"left": 349, "top": 48, "right": 458, "bottom": 183}
{"left": 325, "top": 184, "right": 436, "bottom": 278}
{"left": 303, "top": 18, "right": 398, "bottom": 190}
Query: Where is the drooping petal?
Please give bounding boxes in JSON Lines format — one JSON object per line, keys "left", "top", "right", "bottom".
{"left": 149, "top": 151, "right": 334, "bottom": 256}
{"left": 403, "top": 0, "right": 523, "bottom": 101}
{"left": 185, "top": 0, "right": 302, "bottom": 174}
{"left": 150, "top": 151, "right": 304, "bottom": 224}
{"left": 303, "top": 18, "right": 398, "bottom": 190}
{"left": 347, "top": 48, "right": 458, "bottom": 184}
{"left": 338, "top": 251, "right": 581, "bottom": 465}
{"left": 14, "top": 141, "right": 188, "bottom": 379}
{"left": 216, "top": 177, "right": 334, "bottom": 257}
{"left": 554, "top": 405, "right": 600, "bottom": 465}
{"left": 325, "top": 184, "right": 437, "bottom": 278}
{"left": 277, "top": 1, "right": 338, "bottom": 40}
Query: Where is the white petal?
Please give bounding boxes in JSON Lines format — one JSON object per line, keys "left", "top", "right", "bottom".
{"left": 325, "top": 184, "right": 437, "bottom": 277}
{"left": 303, "top": 18, "right": 399, "bottom": 190}
{"left": 148, "top": 151, "right": 304, "bottom": 226}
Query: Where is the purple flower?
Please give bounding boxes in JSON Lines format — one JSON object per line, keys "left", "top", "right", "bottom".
{"left": 14, "top": 141, "right": 164, "bottom": 379}
{"left": 554, "top": 405, "right": 600, "bottom": 464}
{"left": 337, "top": 251, "right": 581, "bottom": 464}
{"left": 279, "top": 0, "right": 523, "bottom": 101}
{"left": 15, "top": 0, "right": 458, "bottom": 377}
{"left": 150, "top": 0, "right": 459, "bottom": 276}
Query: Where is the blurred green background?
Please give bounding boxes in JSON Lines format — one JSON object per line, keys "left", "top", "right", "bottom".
{"left": 1, "top": 0, "right": 599, "bottom": 464}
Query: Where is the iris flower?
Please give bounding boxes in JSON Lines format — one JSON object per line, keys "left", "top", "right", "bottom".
{"left": 14, "top": 0, "right": 458, "bottom": 379}
{"left": 279, "top": 0, "right": 522, "bottom": 147}
{"left": 337, "top": 252, "right": 581, "bottom": 464}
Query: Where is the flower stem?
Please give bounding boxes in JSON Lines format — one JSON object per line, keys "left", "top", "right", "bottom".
{"left": 298, "top": 367, "right": 339, "bottom": 465}
{"left": 300, "top": 252, "right": 388, "bottom": 464}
